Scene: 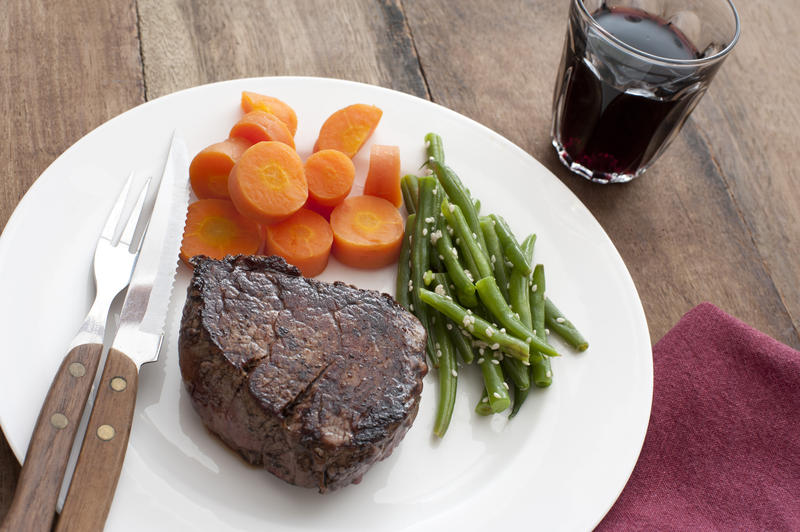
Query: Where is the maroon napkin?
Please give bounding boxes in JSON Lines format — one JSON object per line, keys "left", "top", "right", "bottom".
{"left": 597, "top": 302, "right": 800, "bottom": 531}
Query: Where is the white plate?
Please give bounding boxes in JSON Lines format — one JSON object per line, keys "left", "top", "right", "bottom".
{"left": 0, "top": 77, "right": 651, "bottom": 531}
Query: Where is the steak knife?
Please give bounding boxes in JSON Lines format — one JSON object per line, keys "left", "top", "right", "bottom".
{"left": 54, "top": 133, "right": 191, "bottom": 531}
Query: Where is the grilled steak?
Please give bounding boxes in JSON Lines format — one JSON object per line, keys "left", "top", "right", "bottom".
{"left": 178, "top": 255, "right": 427, "bottom": 492}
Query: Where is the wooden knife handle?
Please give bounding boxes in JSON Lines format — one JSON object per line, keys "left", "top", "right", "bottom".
{"left": 0, "top": 343, "right": 104, "bottom": 532}
{"left": 54, "top": 348, "right": 138, "bottom": 532}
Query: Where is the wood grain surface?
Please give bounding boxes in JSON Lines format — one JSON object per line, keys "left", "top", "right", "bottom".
{"left": 1, "top": 0, "right": 798, "bottom": 525}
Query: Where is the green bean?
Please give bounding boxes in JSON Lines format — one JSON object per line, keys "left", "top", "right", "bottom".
{"left": 427, "top": 159, "right": 488, "bottom": 253}
{"left": 475, "top": 389, "right": 494, "bottom": 416}
{"left": 477, "top": 350, "right": 510, "bottom": 413}
{"left": 441, "top": 199, "right": 493, "bottom": 280}
{"left": 545, "top": 298, "right": 589, "bottom": 351}
{"left": 395, "top": 213, "right": 416, "bottom": 311}
{"left": 502, "top": 234, "right": 536, "bottom": 395}
{"left": 418, "top": 288, "right": 530, "bottom": 361}
{"left": 509, "top": 383, "right": 529, "bottom": 419}
{"left": 425, "top": 132, "right": 445, "bottom": 166}
{"left": 510, "top": 234, "right": 536, "bottom": 328}
{"left": 489, "top": 214, "right": 532, "bottom": 276}
{"left": 474, "top": 276, "right": 561, "bottom": 359}
{"left": 401, "top": 174, "right": 419, "bottom": 215}
{"left": 502, "top": 356, "right": 530, "bottom": 391}
{"left": 530, "top": 264, "right": 553, "bottom": 387}
{"left": 480, "top": 217, "right": 511, "bottom": 302}
{"left": 432, "top": 313, "right": 458, "bottom": 437}
{"left": 411, "top": 176, "right": 438, "bottom": 366}
{"left": 508, "top": 237, "right": 537, "bottom": 419}
{"left": 432, "top": 273, "right": 474, "bottom": 364}
{"left": 432, "top": 214, "right": 478, "bottom": 307}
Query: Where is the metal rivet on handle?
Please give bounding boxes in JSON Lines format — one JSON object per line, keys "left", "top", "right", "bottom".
{"left": 68, "top": 362, "right": 86, "bottom": 377}
{"left": 97, "top": 424, "right": 116, "bottom": 441}
{"left": 110, "top": 377, "right": 127, "bottom": 392}
{"left": 50, "top": 413, "right": 68, "bottom": 429}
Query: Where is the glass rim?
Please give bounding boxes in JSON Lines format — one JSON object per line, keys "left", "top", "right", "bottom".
{"left": 574, "top": 0, "right": 741, "bottom": 67}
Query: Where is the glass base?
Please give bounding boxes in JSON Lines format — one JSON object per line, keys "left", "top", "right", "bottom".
{"left": 552, "top": 138, "right": 644, "bottom": 184}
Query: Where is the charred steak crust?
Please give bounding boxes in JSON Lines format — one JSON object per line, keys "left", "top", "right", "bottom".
{"left": 179, "top": 255, "right": 428, "bottom": 492}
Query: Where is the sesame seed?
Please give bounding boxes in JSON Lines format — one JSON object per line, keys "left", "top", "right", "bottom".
{"left": 425, "top": 216, "right": 435, "bottom": 223}
{"left": 503, "top": 382, "right": 509, "bottom": 390}
{"left": 477, "top": 357, "right": 485, "bottom": 364}
{"left": 522, "top": 360, "right": 530, "bottom": 366}
{"left": 451, "top": 369, "right": 458, "bottom": 377}
{"left": 491, "top": 343, "right": 500, "bottom": 350}
{"left": 472, "top": 232, "right": 477, "bottom": 240}
{"left": 435, "top": 342, "right": 441, "bottom": 349}
{"left": 556, "top": 317, "right": 566, "bottom": 323}
{"left": 479, "top": 347, "right": 485, "bottom": 355}
{"left": 434, "top": 284, "right": 446, "bottom": 296}
{"left": 491, "top": 359, "right": 500, "bottom": 365}
{"left": 545, "top": 328, "right": 550, "bottom": 335}
{"left": 493, "top": 392, "right": 502, "bottom": 399}
{"left": 436, "top": 350, "right": 442, "bottom": 357}
{"left": 532, "top": 284, "right": 538, "bottom": 292}
{"left": 485, "top": 327, "right": 494, "bottom": 337}
{"left": 438, "top": 254, "right": 444, "bottom": 261}
{"left": 500, "top": 328, "right": 506, "bottom": 334}
{"left": 546, "top": 371, "right": 552, "bottom": 378}
{"left": 481, "top": 396, "right": 489, "bottom": 403}
{"left": 410, "top": 304, "right": 414, "bottom": 311}
{"left": 432, "top": 187, "right": 438, "bottom": 195}
{"left": 446, "top": 323, "right": 453, "bottom": 330}
{"left": 449, "top": 204, "right": 456, "bottom": 213}
{"left": 506, "top": 282, "right": 510, "bottom": 289}
{"left": 422, "top": 228, "right": 428, "bottom": 236}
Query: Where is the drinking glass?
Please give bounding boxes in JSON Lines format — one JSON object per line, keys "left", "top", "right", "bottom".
{"left": 551, "top": 0, "right": 740, "bottom": 183}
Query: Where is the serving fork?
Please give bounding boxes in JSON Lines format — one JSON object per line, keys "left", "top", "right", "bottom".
{"left": 0, "top": 174, "right": 151, "bottom": 532}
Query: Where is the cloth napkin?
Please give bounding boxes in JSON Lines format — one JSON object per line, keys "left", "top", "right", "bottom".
{"left": 597, "top": 302, "right": 800, "bottom": 531}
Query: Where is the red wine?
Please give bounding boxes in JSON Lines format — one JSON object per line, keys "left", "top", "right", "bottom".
{"left": 553, "top": 5, "right": 708, "bottom": 179}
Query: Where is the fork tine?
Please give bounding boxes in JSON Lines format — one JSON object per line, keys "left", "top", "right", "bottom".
{"left": 100, "top": 172, "right": 135, "bottom": 242}
{"left": 118, "top": 177, "right": 152, "bottom": 249}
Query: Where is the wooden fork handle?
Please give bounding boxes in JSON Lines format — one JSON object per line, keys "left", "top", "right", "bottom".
{"left": 0, "top": 343, "right": 104, "bottom": 532}
{"left": 55, "top": 348, "right": 138, "bottom": 532}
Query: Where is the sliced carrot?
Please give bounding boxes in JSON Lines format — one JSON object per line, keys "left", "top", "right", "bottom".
{"left": 363, "top": 145, "right": 402, "bottom": 207}
{"left": 230, "top": 110, "right": 295, "bottom": 149}
{"left": 305, "top": 149, "right": 355, "bottom": 207}
{"left": 329, "top": 195, "right": 404, "bottom": 269}
{"left": 241, "top": 91, "right": 298, "bottom": 136}
{"left": 265, "top": 208, "right": 333, "bottom": 277}
{"left": 189, "top": 137, "right": 252, "bottom": 200}
{"left": 313, "top": 103, "right": 383, "bottom": 158}
{"left": 228, "top": 141, "right": 308, "bottom": 225}
{"left": 180, "top": 199, "right": 262, "bottom": 265}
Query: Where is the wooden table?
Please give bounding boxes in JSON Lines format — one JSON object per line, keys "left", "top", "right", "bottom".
{"left": 2, "top": 0, "right": 798, "bottom": 524}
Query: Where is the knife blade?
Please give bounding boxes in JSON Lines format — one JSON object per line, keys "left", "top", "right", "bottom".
{"left": 54, "top": 132, "right": 191, "bottom": 532}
